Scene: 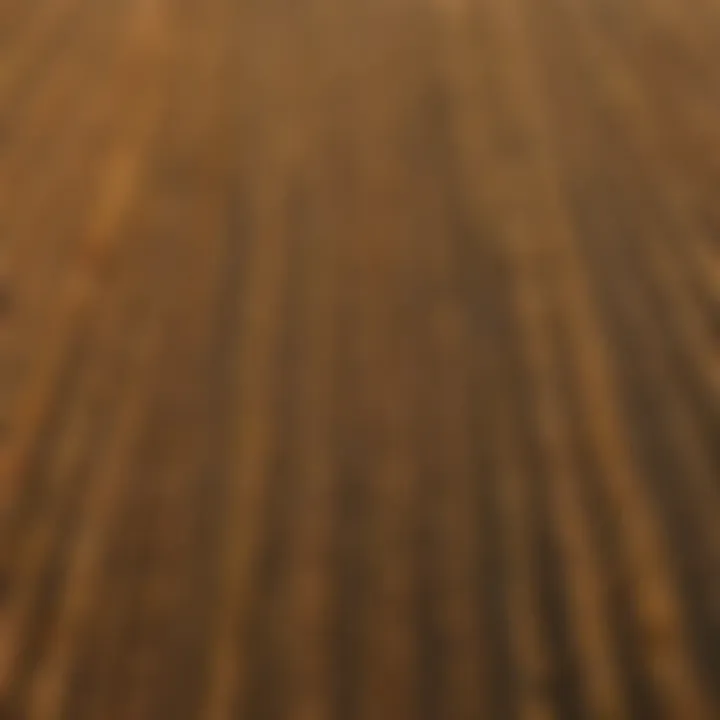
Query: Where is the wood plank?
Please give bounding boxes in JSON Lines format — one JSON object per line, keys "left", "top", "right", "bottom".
{"left": 1, "top": 0, "right": 718, "bottom": 716}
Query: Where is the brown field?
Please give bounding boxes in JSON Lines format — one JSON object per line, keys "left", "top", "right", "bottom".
{"left": 1, "top": 0, "right": 719, "bottom": 717}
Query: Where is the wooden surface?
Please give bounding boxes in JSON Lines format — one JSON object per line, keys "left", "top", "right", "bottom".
{"left": 1, "top": 0, "right": 719, "bottom": 717}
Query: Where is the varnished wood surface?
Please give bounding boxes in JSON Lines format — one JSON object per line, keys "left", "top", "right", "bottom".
{"left": 1, "top": 0, "right": 719, "bottom": 717}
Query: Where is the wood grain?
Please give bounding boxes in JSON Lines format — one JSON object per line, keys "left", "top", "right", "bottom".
{"left": 1, "top": 0, "right": 719, "bottom": 717}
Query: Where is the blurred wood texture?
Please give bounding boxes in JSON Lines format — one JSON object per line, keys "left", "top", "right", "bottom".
{"left": 0, "top": 0, "right": 719, "bottom": 718}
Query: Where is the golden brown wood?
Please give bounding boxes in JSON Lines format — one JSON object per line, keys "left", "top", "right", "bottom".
{"left": 1, "top": 0, "right": 719, "bottom": 717}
